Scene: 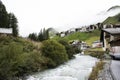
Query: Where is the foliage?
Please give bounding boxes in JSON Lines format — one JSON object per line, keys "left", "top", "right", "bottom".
{"left": 28, "top": 33, "right": 38, "bottom": 41}
{"left": 58, "top": 39, "right": 76, "bottom": 59}
{"left": 0, "top": 36, "right": 48, "bottom": 80}
{"left": 0, "top": 1, "right": 19, "bottom": 37}
{"left": 0, "top": 42, "right": 23, "bottom": 80}
{"left": 88, "top": 61, "right": 105, "bottom": 80}
{"left": 8, "top": 13, "right": 19, "bottom": 37}
{"left": 41, "top": 40, "right": 68, "bottom": 67}
{"left": 0, "top": 1, "right": 9, "bottom": 28}
{"left": 28, "top": 28, "right": 49, "bottom": 42}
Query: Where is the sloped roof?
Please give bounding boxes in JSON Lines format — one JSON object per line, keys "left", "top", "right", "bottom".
{"left": 0, "top": 28, "right": 12, "bottom": 34}
{"left": 102, "top": 28, "right": 120, "bottom": 35}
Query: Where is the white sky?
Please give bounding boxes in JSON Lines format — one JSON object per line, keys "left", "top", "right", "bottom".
{"left": 1, "top": 0, "right": 120, "bottom": 37}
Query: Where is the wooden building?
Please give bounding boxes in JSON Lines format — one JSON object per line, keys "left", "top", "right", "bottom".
{"left": 0, "top": 28, "right": 12, "bottom": 36}
{"left": 100, "top": 28, "right": 120, "bottom": 51}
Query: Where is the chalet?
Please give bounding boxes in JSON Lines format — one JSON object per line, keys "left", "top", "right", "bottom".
{"left": 113, "top": 24, "right": 120, "bottom": 28}
{"left": 86, "top": 25, "right": 99, "bottom": 32}
{"left": 80, "top": 27, "right": 87, "bottom": 32}
{"left": 75, "top": 28, "right": 82, "bottom": 32}
{"left": 0, "top": 28, "right": 12, "bottom": 36}
{"left": 103, "top": 24, "right": 113, "bottom": 29}
{"left": 100, "top": 28, "right": 120, "bottom": 59}
{"left": 60, "top": 32, "right": 65, "bottom": 37}
{"left": 69, "top": 28, "right": 76, "bottom": 33}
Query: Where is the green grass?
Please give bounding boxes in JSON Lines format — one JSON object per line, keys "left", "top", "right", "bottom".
{"left": 53, "top": 29, "right": 100, "bottom": 45}
{"left": 85, "top": 36, "right": 99, "bottom": 46}
{"left": 103, "top": 13, "right": 120, "bottom": 24}
{"left": 88, "top": 61, "right": 105, "bottom": 80}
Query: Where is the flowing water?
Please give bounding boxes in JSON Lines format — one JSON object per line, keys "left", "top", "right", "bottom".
{"left": 26, "top": 54, "right": 98, "bottom": 80}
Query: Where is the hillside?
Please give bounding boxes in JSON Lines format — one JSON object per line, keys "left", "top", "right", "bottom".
{"left": 107, "top": 5, "right": 120, "bottom": 12}
{"left": 53, "top": 29, "right": 101, "bottom": 45}
{"left": 103, "top": 13, "right": 120, "bottom": 24}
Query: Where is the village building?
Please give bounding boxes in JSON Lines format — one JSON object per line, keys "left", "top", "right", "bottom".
{"left": 113, "top": 24, "right": 120, "bottom": 28}
{"left": 100, "top": 28, "right": 120, "bottom": 59}
{"left": 69, "top": 28, "right": 76, "bottom": 33}
{"left": 103, "top": 24, "right": 113, "bottom": 29}
{"left": 60, "top": 32, "right": 65, "bottom": 37}
{"left": 80, "top": 26, "right": 87, "bottom": 32}
{"left": 0, "top": 28, "right": 12, "bottom": 36}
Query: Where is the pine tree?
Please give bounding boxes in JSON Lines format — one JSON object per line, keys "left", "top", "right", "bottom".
{"left": 38, "top": 29, "right": 44, "bottom": 41}
{"left": 28, "top": 33, "right": 38, "bottom": 41}
{"left": 8, "top": 13, "right": 18, "bottom": 37}
{"left": 0, "top": 1, "right": 9, "bottom": 28}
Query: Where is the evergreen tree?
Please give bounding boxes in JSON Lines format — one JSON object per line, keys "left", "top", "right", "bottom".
{"left": 0, "top": 1, "right": 19, "bottom": 37}
{"left": 28, "top": 33, "right": 38, "bottom": 41}
{"left": 38, "top": 29, "right": 43, "bottom": 41}
{"left": 8, "top": 13, "right": 18, "bottom": 37}
{"left": 0, "top": 1, "right": 9, "bottom": 28}
{"left": 43, "top": 28, "right": 49, "bottom": 40}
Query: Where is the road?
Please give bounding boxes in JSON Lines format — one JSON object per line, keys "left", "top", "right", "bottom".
{"left": 110, "top": 60, "right": 120, "bottom": 80}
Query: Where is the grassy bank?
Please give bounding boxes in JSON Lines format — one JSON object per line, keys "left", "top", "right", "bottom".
{"left": 84, "top": 48, "right": 105, "bottom": 59}
{"left": 88, "top": 61, "right": 105, "bottom": 80}
{"left": 0, "top": 36, "right": 78, "bottom": 80}
{"left": 0, "top": 36, "right": 47, "bottom": 80}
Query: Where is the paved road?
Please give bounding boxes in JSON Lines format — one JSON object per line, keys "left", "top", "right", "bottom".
{"left": 110, "top": 60, "right": 120, "bottom": 80}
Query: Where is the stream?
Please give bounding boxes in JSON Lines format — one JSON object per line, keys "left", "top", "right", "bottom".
{"left": 26, "top": 54, "right": 98, "bottom": 80}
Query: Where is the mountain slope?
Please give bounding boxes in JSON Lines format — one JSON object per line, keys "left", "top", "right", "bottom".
{"left": 103, "top": 13, "right": 120, "bottom": 24}
{"left": 107, "top": 5, "right": 120, "bottom": 12}
{"left": 53, "top": 29, "right": 100, "bottom": 46}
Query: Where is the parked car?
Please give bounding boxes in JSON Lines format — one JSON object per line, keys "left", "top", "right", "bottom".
{"left": 109, "top": 46, "right": 120, "bottom": 60}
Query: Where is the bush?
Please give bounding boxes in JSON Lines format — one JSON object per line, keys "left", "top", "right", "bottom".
{"left": 41, "top": 40, "right": 68, "bottom": 67}
{"left": 0, "top": 42, "right": 23, "bottom": 80}
{"left": 16, "top": 52, "right": 47, "bottom": 75}
{"left": 0, "top": 38, "right": 47, "bottom": 80}
{"left": 58, "top": 39, "right": 76, "bottom": 59}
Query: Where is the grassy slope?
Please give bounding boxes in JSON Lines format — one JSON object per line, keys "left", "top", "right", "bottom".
{"left": 56, "top": 29, "right": 100, "bottom": 45}
{"left": 103, "top": 13, "right": 120, "bottom": 24}
{"left": 53, "top": 29, "right": 100, "bottom": 46}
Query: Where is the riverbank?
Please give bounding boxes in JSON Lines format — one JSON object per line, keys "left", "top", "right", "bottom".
{"left": 97, "top": 60, "right": 113, "bottom": 80}
{"left": 26, "top": 55, "right": 98, "bottom": 80}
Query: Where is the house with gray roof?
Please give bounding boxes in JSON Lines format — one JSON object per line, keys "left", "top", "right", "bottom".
{"left": 100, "top": 28, "right": 120, "bottom": 59}
{"left": 100, "top": 28, "right": 120, "bottom": 48}
{"left": 0, "top": 28, "right": 12, "bottom": 35}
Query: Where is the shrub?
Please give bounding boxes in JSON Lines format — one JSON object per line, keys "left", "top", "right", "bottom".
{"left": 0, "top": 42, "right": 23, "bottom": 80}
{"left": 58, "top": 39, "right": 76, "bottom": 59}
{"left": 17, "top": 52, "right": 47, "bottom": 75}
{"left": 41, "top": 40, "right": 68, "bottom": 67}
{"left": 0, "top": 39, "right": 46, "bottom": 80}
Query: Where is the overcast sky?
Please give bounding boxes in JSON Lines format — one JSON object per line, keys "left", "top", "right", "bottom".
{"left": 1, "top": 0, "right": 120, "bottom": 37}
